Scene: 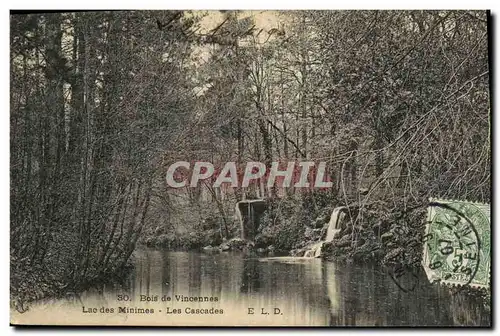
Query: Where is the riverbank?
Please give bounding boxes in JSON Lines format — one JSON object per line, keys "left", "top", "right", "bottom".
{"left": 139, "top": 191, "right": 491, "bottom": 311}
{"left": 12, "top": 249, "right": 491, "bottom": 326}
{"left": 10, "top": 255, "right": 134, "bottom": 313}
{"left": 139, "top": 193, "right": 429, "bottom": 265}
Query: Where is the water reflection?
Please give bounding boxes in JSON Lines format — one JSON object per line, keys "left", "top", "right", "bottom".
{"left": 12, "top": 249, "right": 490, "bottom": 326}
{"left": 123, "top": 250, "right": 489, "bottom": 326}
{"left": 240, "top": 259, "right": 261, "bottom": 293}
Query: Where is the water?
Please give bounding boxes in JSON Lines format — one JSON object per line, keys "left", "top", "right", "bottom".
{"left": 325, "top": 207, "right": 346, "bottom": 242}
{"left": 11, "top": 249, "right": 490, "bottom": 326}
{"left": 303, "top": 206, "right": 346, "bottom": 257}
{"left": 303, "top": 242, "right": 324, "bottom": 258}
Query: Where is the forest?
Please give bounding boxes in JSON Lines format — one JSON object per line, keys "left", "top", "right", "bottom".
{"left": 10, "top": 10, "right": 490, "bottom": 310}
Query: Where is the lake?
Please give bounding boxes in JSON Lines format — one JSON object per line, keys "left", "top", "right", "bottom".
{"left": 11, "top": 248, "right": 490, "bottom": 326}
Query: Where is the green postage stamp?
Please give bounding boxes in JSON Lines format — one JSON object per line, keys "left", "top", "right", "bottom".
{"left": 422, "top": 198, "right": 490, "bottom": 288}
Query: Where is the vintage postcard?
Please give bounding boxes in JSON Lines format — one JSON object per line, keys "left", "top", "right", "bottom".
{"left": 10, "top": 10, "right": 491, "bottom": 327}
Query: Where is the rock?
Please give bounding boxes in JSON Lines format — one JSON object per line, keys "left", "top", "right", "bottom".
{"left": 333, "top": 235, "right": 351, "bottom": 248}
{"left": 203, "top": 245, "right": 214, "bottom": 251}
{"left": 293, "top": 240, "right": 305, "bottom": 249}
{"left": 313, "top": 216, "right": 327, "bottom": 228}
{"left": 381, "top": 232, "right": 393, "bottom": 243}
{"left": 145, "top": 237, "right": 155, "bottom": 247}
{"left": 220, "top": 244, "right": 230, "bottom": 252}
{"left": 227, "top": 238, "right": 246, "bottom": 250}
{"left": 305, "top": 228, "right": 323, "bottom": 240}
{"left": 290, "top": 248, "right": 304, "bottom": 257}
{"left": 244, "top": 241, "right": 256, "bottom": 252}
{"left": 302, "top": 241, "right": 324, "bottom": 258}
{"left": 254, "top": 234, "right": 269, "bottom": 248}
{"left": 157, "top": 234, "right": 171, "bottom": 247}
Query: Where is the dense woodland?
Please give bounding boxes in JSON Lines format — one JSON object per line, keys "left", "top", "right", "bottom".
{"left": 10, "top": 10, "right": 490, "bottom": 308}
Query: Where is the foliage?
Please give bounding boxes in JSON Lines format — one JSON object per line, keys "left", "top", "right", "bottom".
{"left": 257, "top": 191, "right": 337, "bottom": 251}
{"left": 10, "top": 10, "right": 490, "bottom": 307}
{"left": 10, "top": 10, "right": 199, "bottom": 307}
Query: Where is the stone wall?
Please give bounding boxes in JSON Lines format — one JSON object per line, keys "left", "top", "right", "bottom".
{"left": 235, "top": 199, "right": 268, "bottom": 241}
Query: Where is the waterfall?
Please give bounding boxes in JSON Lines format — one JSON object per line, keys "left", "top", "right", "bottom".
{"left": 303, "top": 242, "right": 324, "bottom": 258}
{"left": 325, "top": 207, "right": 346, "bottom": 242}
{"left": 303, "top": 207, "right": 347, "bottom": 258}
{"left": 235, "top": 199, "right": 267, "bottom": 241}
